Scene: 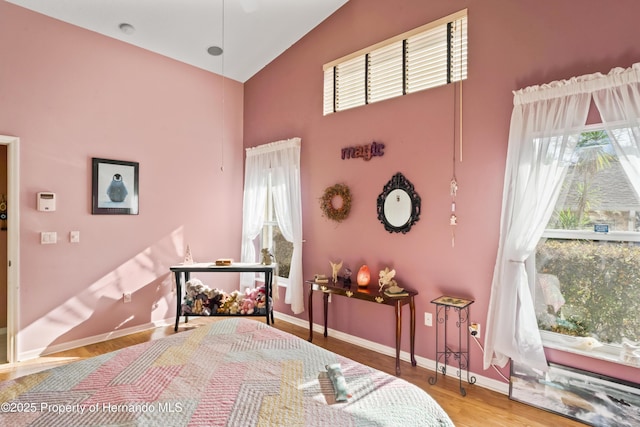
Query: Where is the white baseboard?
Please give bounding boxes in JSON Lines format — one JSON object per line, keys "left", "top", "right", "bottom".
{"left": 18, "top": 317, "right": 175, "bottom": 362}
{"left": 274, "top": 311, "right": 510, "bottom": 395}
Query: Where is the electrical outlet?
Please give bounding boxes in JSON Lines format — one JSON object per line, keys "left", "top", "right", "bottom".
{"left": 424, "top": 312, "right": 432, "bottom": 327}
{"left": 123, "top": 292, "right": 132, "bottom": 303}
{"left": 469, "top": 322, "right": 480, "bottom": 338}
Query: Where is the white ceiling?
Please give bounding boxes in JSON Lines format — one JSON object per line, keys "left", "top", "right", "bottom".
{"left": 6, "top": 0, "right": 348, "bottom": 82}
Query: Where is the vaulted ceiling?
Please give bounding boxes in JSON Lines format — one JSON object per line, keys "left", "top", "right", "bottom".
{"left": 6, "top": 0, "right": 348, "bottom": 82}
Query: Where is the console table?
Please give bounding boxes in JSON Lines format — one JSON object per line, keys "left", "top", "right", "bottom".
{"left": 170, "top": 263, "right": 275, "bottom": 332}
{"left": 305, "top": 277, "right": 417, "bottom": 375}
{"left": 428, "top": 295, "right": 476, "bottom": 396}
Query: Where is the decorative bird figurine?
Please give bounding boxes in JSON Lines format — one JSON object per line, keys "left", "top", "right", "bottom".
{"left": 106, "top": 173, "right": 128, "bottom": 202}
{"left": 330, "top": 259, "right": 343, "bottom": 283}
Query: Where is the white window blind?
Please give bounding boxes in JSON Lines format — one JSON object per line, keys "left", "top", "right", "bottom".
{"left": 405, "top": 25, "right": 449, "bottom": 93}
{"left": 323, "top": 10, "right": 467, "bottom": 115}
{"left": 368, "top": 41, "right": 404, "bottom": 103}
{"left": 323, "top": 67, "right": 334, "bottom": 116}
{"left": 335, "top": 54, "right": 366, "bottom": 112}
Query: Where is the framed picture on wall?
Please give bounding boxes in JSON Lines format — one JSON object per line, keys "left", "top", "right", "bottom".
{"left": 92, "top": 158, "right": 139, "bottom": 215}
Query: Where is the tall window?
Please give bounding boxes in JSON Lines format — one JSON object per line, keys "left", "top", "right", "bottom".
{"left": 241, "top": 138, "right": 304, "bottom": 314}
{"left": 484, "top": 62, "right": 640, "bottom": 372}
{"left": 536, "top": 128, "right": 640, "bottom": 352}
{"left": 323, "top": 9, "right": 467, "bottom": 115}
{"left": 259, "top": 174, "right": 293, "bottom": 282}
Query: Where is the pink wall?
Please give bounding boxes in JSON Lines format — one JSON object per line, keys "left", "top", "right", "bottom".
{"left": 2, "top": 0, "right": 639, "bottom": 386}
{"left": 244, "top": 0, "right": 640, "bottom": 383}
{"left": 0, "top": 2, "right": 245, "bottom": 355}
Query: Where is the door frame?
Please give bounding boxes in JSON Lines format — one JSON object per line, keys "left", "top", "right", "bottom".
{"left": 1, "top": 135, "right": 19, "bottom": 363}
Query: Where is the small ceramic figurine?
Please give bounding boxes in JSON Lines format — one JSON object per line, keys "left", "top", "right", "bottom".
{"left": 378, "top": 267, "right": 396, "bottom": 292}
{"left": 378, "top": 267, "right": 404, "bottom": 293}
{"left": 261, "top": 248, "right": 273, "bottom": 265}
{"left": 343, "top": 267, "right": 352, "bottom": 284}
{"left": 183, "top": 245, "right": 194, "bottom": 265}
{"left": 330, "top": 259, "right": 343, "bottom": 283}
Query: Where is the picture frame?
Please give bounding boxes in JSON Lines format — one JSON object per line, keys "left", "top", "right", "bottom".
{"left": 92, "top": 158, "right": 139, "bottom": 215}
{"left": 510, "top": 361, "right": 640, "bottom": 426}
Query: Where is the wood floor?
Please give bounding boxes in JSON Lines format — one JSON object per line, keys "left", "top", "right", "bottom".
{"left": 0, "top": 318, "right": 584, "bottom": 427}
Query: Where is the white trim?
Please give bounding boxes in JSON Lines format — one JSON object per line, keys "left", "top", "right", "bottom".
{"left": 0, "top": 135, "right": 19, "bottom": 364}
{"left": 274, "top": 311, "right": 509, "bottom": 395}
{"left": 543, "top": 229, "right": 640, "bottom": 242}
{"left": 245, "top": 137, "right": 300, "bottom": 156}
{"left": 17, "top": 317, "right": 175, "bottom": 362}
{"left": 541, "top": 330, "right": 640, "bottom": 368}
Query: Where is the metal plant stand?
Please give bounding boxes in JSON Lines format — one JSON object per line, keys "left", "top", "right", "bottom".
{"left": 428, "top": 296, "right": 476, "bottom": 396}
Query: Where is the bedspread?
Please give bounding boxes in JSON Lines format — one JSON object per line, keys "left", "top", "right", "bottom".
{"left": 0, "top": 318, "right": 453, "bottom": 426}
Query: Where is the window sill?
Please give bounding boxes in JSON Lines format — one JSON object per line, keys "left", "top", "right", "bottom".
{"left": 540, "top": 331, "right": 640, "bottom": 368}
{"left": 254, "top": 277, "right": 289, "bottom": 289}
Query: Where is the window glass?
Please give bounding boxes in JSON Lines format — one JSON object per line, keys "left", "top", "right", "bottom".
{"left": 536, "top": 129, "right": 640, "bottom": 346}
{"left": 257, "top": 174, "right": 293, "bottom": 282}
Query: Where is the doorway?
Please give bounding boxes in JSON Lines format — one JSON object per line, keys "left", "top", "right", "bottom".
{"left": 1, "top": 144, "right": 6, "bottom": 363}
{"left": 0, "top": 135, "right": 19, "bottom": 364}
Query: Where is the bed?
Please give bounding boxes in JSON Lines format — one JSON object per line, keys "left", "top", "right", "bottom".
{"left": 0, "top": 318, "right": 453, "bottom": 426}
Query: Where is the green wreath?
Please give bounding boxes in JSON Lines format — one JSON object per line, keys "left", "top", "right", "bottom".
{"left": 320, "top": 184, "right": 352, "bottom": 222}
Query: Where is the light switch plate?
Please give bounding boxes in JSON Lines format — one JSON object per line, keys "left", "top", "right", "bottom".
{"left": 40, "top": 231, "right": 57, "bottom": 244}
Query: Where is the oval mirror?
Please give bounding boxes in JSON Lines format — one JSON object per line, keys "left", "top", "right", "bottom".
{"left": 384, "top": 189, "right": 412, "bottom": 227}
{"left": 377, "top": 172, "right": 421, "bottom": 233}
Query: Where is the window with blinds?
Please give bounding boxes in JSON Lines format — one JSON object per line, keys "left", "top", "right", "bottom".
{"left": 323, "top": 10, "right": 467, "bottom": 115}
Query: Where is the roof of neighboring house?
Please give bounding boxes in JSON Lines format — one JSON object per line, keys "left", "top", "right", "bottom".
{"left": 557, "top": 159, "right": 640, "bottom": 212}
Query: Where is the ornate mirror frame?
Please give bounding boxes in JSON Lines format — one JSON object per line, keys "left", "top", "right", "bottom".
{"left": 376, "top": 172, "right": 421, "bottom": 234}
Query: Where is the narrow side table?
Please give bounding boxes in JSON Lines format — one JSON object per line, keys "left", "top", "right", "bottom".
{"left": 305, "top": 278, "right": 417, "bottom": 376}
{"left": 428, "top": 295, "right": 476, "bottom": 396}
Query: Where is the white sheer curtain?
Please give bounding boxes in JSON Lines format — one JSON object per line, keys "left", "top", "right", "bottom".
{"left": 240, "top": 137, "right": 304, "bottom": 314}
{"left": 592, "top": 64, "right": 640, "bottom": 198}
{"left": 485, "top": 82, "right": 591, "bottom": 371}
{"left": 486, "top": 63, "right": 640, "bottom": 371}
{"left": 240, "top": 150, "right": 268, "bottom": 290}
{"left": 270, "top": 143, "right": 304, "bottom": 313}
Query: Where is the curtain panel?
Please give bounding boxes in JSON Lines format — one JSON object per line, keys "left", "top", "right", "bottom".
{"left": 485, "top": 63, "right": 640, "bottom": 371}
{"left": 240, "top": 137, "right": 305, "bottom": 314}
{"left": 592, "top": 64, "right": 640, "bottom": 199}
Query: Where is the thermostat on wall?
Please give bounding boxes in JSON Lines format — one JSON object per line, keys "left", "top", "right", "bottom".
{"left": 37, "top": 192, "right": 56, "bottom": 212}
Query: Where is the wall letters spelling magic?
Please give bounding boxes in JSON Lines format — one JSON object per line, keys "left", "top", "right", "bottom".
{"left": 341, "top": 141, "right": 385, "bottom": 161}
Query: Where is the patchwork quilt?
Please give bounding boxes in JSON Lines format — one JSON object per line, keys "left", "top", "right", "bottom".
{"left": 0, "top": 318, "right": 454, "bottom": 426}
